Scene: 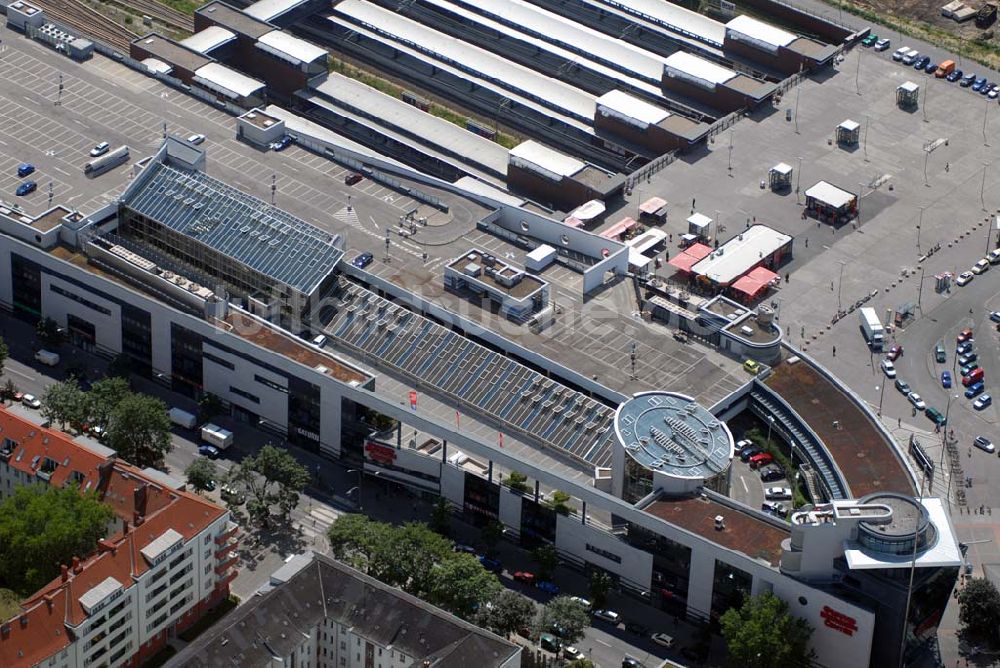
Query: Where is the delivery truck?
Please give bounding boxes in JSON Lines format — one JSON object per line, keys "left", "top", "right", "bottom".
{"left": 200, "top": 423, "right": 234, "bottom": 450}
{"left": 34, "top": 349, "right": 60, "bottom": 366}
{"left": 859, "top": 307, "right": 885, "bottom": 350}
{"left": 168, "top": 407, "right": 198, "bottom": 429}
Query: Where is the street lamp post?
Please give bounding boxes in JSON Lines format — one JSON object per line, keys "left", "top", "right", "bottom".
{"left": 836, "top": 260, "right": 847, "bottom": 312}
{"left": 876, "top": 381, "right": 886, "bottom": 416}
{"left": 916, "top": 206, "right": 924, "bottom": 253}
{"left": 796, "top": 156, "right": 803, "bottom": 204}
{"left": 766, "top": 415, "right": 775, "bottom": 450}
{"left": 347, "top": 468, "right": 364, "bottom": 511}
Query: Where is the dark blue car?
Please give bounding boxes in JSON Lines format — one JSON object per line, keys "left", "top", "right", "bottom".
{"left": 941, "top": 371, "right": 952, "bottom": 388}
{"left": 536, "top": 581, "right": 560, "bottom": 594}
{"left": 17, "top": 163, "right": 35, "bottom": 177}
{"left": 352, "top": 252, "right": 374, "bottom": 268}
{"left": 15, "top": 181, "right": 36, "bottom": 196}
{"left": 972, "top": 77, "right": 988, "bottom": 92}
{"left": 965, "top": 381, "right": 985, "bottom": 398}
{"left": 924, "top": 62, "right": 938, "bottom": 74}
{"left": 478, "top": 556, "right": 502, "bottom": 573}
{"left": 980, "top": 81, "right": 994, "bottom": 95}
{"left": 947, "top": 69, "right": 963, "bottom": 82}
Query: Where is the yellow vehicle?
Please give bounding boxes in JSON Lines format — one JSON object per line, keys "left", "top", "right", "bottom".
{"left": 743, "top": 359, "right": 761, "bottom": 375}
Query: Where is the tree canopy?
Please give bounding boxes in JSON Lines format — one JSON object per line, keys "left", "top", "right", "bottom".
{"left": 533, "top": 544, "right": 560, "bottom": 580}
{"left": 473, "top": 589, "right": 536, "bottom": 637}
{"left": 0, "top": 485, "right": 114, "bottom": 595}
{"left": 87, "top": 377, "right": 132, "bottom": 432}
{"left": 106, "top": 393, "right": 172, "bottom": 467}
{"left": 326, "top": 514, "right": 505, "bottom": 619}
{"left": 535, "top": 595, "right": 590, "bottom": 644}
{"left": 41, "top": 378, "right": 90, "bottom": 432}
{"left": 185, "top": 458, "right": 218, "bottom": 493}
{"left": 720, "top": 592, "right": 814, "bottom": 668}
{"left": 0, "top": 336, "right": 8, "bottom": 377}
{"left": 228, "top": 445, "right": 310, "bottom": 528}
{"left": 958, "top": 578, "right": 1000, "bottom": 640}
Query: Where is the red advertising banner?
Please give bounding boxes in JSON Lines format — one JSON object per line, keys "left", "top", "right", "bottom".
{"left": 821, "top": 606, "right": 858, "bottom": 636}
{"left": 365, "top": 441, "right": 397, "bottom": 465}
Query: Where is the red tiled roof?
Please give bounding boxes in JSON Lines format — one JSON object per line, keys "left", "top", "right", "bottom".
{"left": 0, "top": 408, "right": 229, "bottom": 650}
{"left": 644, "top": 495, "right": 788, "bottom": 567}
{"left": 766, "top": 362, "right": 915, "bottom": 497}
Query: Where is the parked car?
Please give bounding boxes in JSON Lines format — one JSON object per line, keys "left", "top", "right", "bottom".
{"left": 974, "top": 436, "right": 995, "bottom": 454}
{"left": 973, "top": 77, "right": 989, "bottom": 91}
{"left": 198, "top": 444, "right": 220, "bottom": 458}
{"left": 965, "top": 381, "right": 985, "bottom": 398}
{"left": 452, "top": 543, "right": 476, "bottom": 554}
{"left": 961, "top": 73, "right": 977, "bottom": 86}
{"left": 186, "top": 133, "right": 205, "bottom": 145}
{"left": 925, "top": 406, "right": 947, "bottom": 425}
{"left": 875, "top": 38, "right": 891, "bottom": 51}
{"left": 539, "top": 633, "right": 561, "bottom": 652}
{"left": 990, "top": 85, "right": 1000, "bottom": 99}
{"left": 17, "top": 163, "right": 35, "bottom": 177}
{"left": 891, "top": 45, "right": 910, "bottom": 61}
{"left": 749, "top": 452, "right": 774, "bottom": 469}
{"left": 743, "top": 359, "right": 760, "bottom": 375}
{"left": 569, "top": 596, "right": 592, "bottom": 609}
{"left": 956, "top": 271, "right": 974, "bottom": 286}
{"left": 963, "top": 368, "right": 984, "bottom": 386}
{"left": 352, "top": 252, "right": 374, "bottom": 269}
{"left": 941, "top": 371, "right": 953, "bottom": 388}
{"left": 622, "top": 658, "right": 645, "bottom": 668}
{"left": 344, "top": 172, "right": 364, "bottom": 186}
{"left": 513, "top": 571, "right": 536, "bottom": 583}
{"left": 740, "top": 446, "right": 763, "bottom": 462}
{"left": 735, "top": 439, "right": 754, "bottom": 454}
{"left": 973, "top": 258, "right": 991, "bottom": 274}
{"left": 947, "top": 69, "right": 964, "bottom": 82}
{"left": 21, "top": 393, "right": 41, "bottom": 409}
{"left": 759, "top": 465, "right": 785, "bottom": 482}
{"left": 15, "top": 181, "right": 37, "bottom": 196}
{"left": 562, "top": 646, "right": 583, "bottom": 661}
{"left": 887, "top": 345, "right": 903, "bottom": 360}
{"left": 935, "top": 342, "right": 947, "bottom": 362}
{"left": 536, "top": 581, "right": 560, "bottom": 594}
{"left": 220, "top": 484, "right": 245, "bottom": 505}
{"left": 907, "top": 392, "right": 926, "bottom": 410}
{"left": 895, "top": 378, "right": 911, "bottom": 394}
{"left": 762, "top": 501, "right": 787, "bottom": 517}
{"left": 902, "top": 50, "right": 921, "bottom": 65}
{"left": 479, "top": 556, "right": 502, "bottom": 573}
{"left": 271, "top": 135, "right": 292, "bottom": 151}
{"left": 624, "top": 621, "right": 649, "bottom": 635}
{"left": 765, "top": 486, "right": 792, "bottom": 500}
{"left": 990, "top": 311, "right": 1000, "bottom": 323}
{"left": 957, "top": 328, "right": 974, "bottom": 343}
{"left": 980, "top": 80, "right": 995, "bottom": 94}
{"left": 961, "top": 363, "right": 980, "bottom": 378}
{"left": 973, "top": 393, "right": 992, "bottom": 410}
{"left": 924, "top": 61, "right": 938, "bottom": 74}
{"left": 913, "top": 55, "right": 930, "bottom": 69}
{"left": 652, "top": 633, "right": 676, "bottom": 648}
{"left": 957, "top": 341, "right": 974, "bottom": 355}
{"left": 90, "top": 141, "right": 110, "bottom": 157}
{"left": 959, "top": 353, "right": 978, "bottom": 367}
{"left": 881, "top": 359, "right": 897, "bottom": 378}
{"left": 862, "top": 33, "right": 878, "bottom": 47}
{"left": 592, "top": 609, "right": 621, "bottom": 624}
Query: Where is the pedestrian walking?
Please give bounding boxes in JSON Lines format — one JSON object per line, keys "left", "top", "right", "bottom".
{"left": 897, "top": 418, "right": 901, "bottom": 428}
{"left": 832, "top": 346, "right": 837, "bottom": 357}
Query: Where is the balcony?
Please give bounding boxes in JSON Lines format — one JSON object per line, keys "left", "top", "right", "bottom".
{"left": 214, "top": 553, "right": 238, "bottom": 575}
{"left": 215, "top": 569, "right": 237, "bottom": 588}
{"left": 214, "top": 524, "right": 239, "bottom": 546}
{"left": 214, "top": 537, "right": 239, "bottom": 560}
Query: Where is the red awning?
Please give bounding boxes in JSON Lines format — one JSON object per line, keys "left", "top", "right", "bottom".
{"left": 639, "top": 197, "right": 667, "bottom": 215}
{"left": 745, "top": 266, "right": 779, "bottom": 285}
{"left": 667, "top": 243, "right": 713, "bottom": 273}
{"left": 600, "top": 217, "right": 638, "bottom": 239}
{"left": 731, "top": 266, "right": 779, "bottom": 299}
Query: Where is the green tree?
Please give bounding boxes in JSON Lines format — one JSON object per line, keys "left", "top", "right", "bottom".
{"left": 0, "top": 485, "right": 114, "bottom": 595}
{"left": 533, "top": 543, "right": 560, "bottom": 580}
{"left": 228, "top": 445, "right": 310, "bottom": 528}
{"left": 367, "top": 522, "right": 452, "bottom": 596}
{"left": 430, "top": 498, "right": 451, "bottom": 537}
{"left": 567, "top": 660, "right": 596, "bottom": 668}
{"left": 327, "top": 514, "right": 387, "bottom": 571}
{"left": 198, "top": 393, "right": 224, "bottom": 423}
{"left": 536, "top": 596, "right": 590, "bottom": 644}
{"left": 1, "top": 379, "right": 20, "bottom": 403}
{"left": 473, "top": 589, "right": 535, "bottom": 637}
{"left": 427, "top": 552, "right": 502, "bottom": 616}
{"left": 0, "top": 336, "right": 8, "bottom": 377}
{"left": 185, "top": 458, "right": 218, "bottom": 493}
{"left": 720, "top": 592, "right": 814, "bottom": 668}
{"left": 958, "top": 578, "right": 1000, "bottom": 640}
{"left": 41, "top": 378, "right": 90, "bottom": 432}
{"left": 106, "top": 393, "right": 172, "bottom": 467}
{"left": 506, "top": 470, "right": 529, "bottom": 493}
{"left": 88, "top": 377, "right": 132, "bottom": 432}
{"left": 588, "top": 570, "right": 613, "bottom": 609}
{"left": 480, "top": 520, "right": 505, "bottom": 557}
{"left": 546, "top": 490, "right": 573, "bottom": 516}
{"left": 35, "top": 317, "right": 64, "bottom": 348}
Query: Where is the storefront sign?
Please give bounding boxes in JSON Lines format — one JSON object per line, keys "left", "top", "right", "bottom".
{"left": 364, "top": 441, "right": 396, "bottom": 465}
{"left": 821, "top": 605, "right": 858, "bottom": 636}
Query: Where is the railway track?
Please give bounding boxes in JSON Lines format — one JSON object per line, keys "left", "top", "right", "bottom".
{"left": 32, "top": 0, "right": 137, "bottom": 52}
{"left": 111, "top": 0, "right": 195, "bottom": 33}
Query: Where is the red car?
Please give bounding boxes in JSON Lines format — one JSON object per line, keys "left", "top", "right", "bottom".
{"left": 513, "top": 571, "right": 536, "bottom": 584}
{"left": 887, "top": 345, "right": 903, "bottom": 361}
{"left": 957, "top": 328, "right": 974, "bottom": 343}
{"left": 749, "top": 452, "right": 774, "bottom": 469}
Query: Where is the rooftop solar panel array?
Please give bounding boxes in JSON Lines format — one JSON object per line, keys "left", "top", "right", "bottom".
{"left": 121, "top": 162, "right": 344, "bottom": 295}
{"left": 328, "top": 283, "right": 616, "bottom": 468}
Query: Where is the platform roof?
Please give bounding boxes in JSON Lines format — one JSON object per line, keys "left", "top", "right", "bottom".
{"left": 180, "top": 26, "right": 237, "bottom": 54}
{"left": 596, "top": 90, "right": 670, "bottom": 125}
{"left": 804, "top": 180, "right": 856, "bottom": 209}
{"left": 141, "top": 57, "right": 173, "bottom": 75}
{"left": 121, "top": 161, "right": 343, "bottom": 295}
{"left": 194, "top": 62, "right": 265, "bottom": 99}
{"left": 603, "top": 0, "right": 726, "bottom": 46}
{"left": 256, "top": 29, "right": 327, "bottom": 65}
{"left": 438, "top": 0, "right": 665, "bottom": 83}
{"left": 510, "top": 140, "right": 587, "bottom": 179}
{"left": 725, "top": 15, "right": 795, "bottom": 49}
{"left": 333, "top": 0, "right": 597, "bottom": 122}
{"left": 310, "top": 75, "right": 509, "bottom": 177}
{"left": 663, "top": 51, "right": 736, "bottom": 86}
{"left": 133, "top": 33, "right": 212, "bottom": 73}
{"left": 244, "top": 0, "right": 309, "bottom": 22}
{"left": 690, "top": 224, "right": 792, "bottom": 285}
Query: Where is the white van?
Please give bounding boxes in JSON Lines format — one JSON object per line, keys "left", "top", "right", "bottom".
{"left": 35, "top": 349, "right": 60, "bottom": 366}
{"left": 902, "top": 49, "right": 920, "bottom": 65}
{"left": 168, "top": 407, "right": 198, "bottom": 429}
{"left": 988, "top": 248, "right": 1000, "bottom": 264}
{"left": 892, "top": 45, "right": 910, "bottom": 61}
{"left": 311, "top": 334, "right": 328, "bottom": 347}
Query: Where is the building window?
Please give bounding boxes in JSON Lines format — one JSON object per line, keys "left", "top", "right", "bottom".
{"left": 254, "top": 374, "right": 288, "bottom": 393}
{"left": 229, "top": 386, "right": 260, "bottom": 404}
{"left": 50, "top": 284, "right": 112, "bottom": 315}
{"left": 204, "top": 352, "right": 235, "bottom": 370}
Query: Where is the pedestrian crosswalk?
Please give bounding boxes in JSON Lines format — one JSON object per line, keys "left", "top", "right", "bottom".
{"left": 292, "top": 503, "right": 342, "bottom": 543}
